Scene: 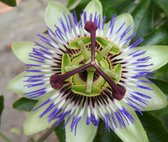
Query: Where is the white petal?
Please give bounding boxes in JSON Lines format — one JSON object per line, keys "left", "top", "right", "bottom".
{"left": 12, "top": 41, "right": 34, "bottom": 64}
{"left": 84, "top": 0, "right": 103, "bottom": 20}
{"left": 23, "top": 92, "right": 55, "bottom": 135}
{"left": 8, "top": 71, "right": 50, "bottom": 100}
{"left": 133, "top": 45, "right": 168, "bottom": 71}
{"left": 114, "top": 103, "right": 148, "bottom": 142}
{"left": 105, "top": 13, "right": 134, "bottom": 47}
{"left": 45, "top": 1, "right": 71, "bottom": 31}
{"left": 65, "top": 113, "right": 98, "bottom": 142}
{"left": 128, "top": 77, "right": 167, "bottom": 111}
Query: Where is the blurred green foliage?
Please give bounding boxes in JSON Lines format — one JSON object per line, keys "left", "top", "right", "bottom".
{"left": 0, "top": 0, "right": 16, "bottom": 7}
{"left": 0, "top": 95, "right": 4, "bottom": 126}
{"left": 13, "top": 97, "right": 37, "bottom": 112}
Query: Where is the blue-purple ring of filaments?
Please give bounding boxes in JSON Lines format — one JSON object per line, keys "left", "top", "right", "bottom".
{"left": 24, "top": 11, "right": 153, "bottom": 134}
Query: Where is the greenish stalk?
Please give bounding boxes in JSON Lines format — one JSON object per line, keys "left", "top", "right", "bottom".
{"left": 37, "top": 125, "right": 56, "bottom": 142}
{"left": 86, "top": 71, "right": 94, "bottom": 93}
{"left": 96, "top": 44, "right": 112, "bottom": 61}
{"left": 65, "top": 65, "right": 81, "bottom": 72}
{"left": 0, "top": 132, "right": 12, "bottom": 142}
{"left": 78, "top": 40, "right": 90, "bottom": 60}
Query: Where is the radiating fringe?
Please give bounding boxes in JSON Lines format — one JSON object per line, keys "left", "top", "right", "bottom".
{"left": 23, "top": 11, "right": 154, "bottom": 132}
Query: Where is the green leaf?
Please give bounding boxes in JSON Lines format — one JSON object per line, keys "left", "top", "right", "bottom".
{"left": 150, "top": 79, "right": 168, "bottom": 96}
{"left": 149, "top": 79, "right": 168, "bottom": 131}
{"left": 152, "top": 63, "right": 168, "bottom": 82}
{"left": 67, "top": 0, "right": 77, "bottom": 8}
{"left": 100, "top": 0, "right": 134, "bottom": 21}
{"left": 142, "top": 24, "right": 168, "bottom": 45}
{"left": 67, "top": 0, "right": 82, "bottom": 10}
{"left": 55, "top": 122, "right": 65, "bottom": 142}
{"left": 71, "top": 0, "right": 90, "bottom": 17}
{"left": 13, "top": 97, "right": 37, "bottom": 112}
{"left": 93, "top": 119, "right": 122, "bottom": 142}
{"left": 153, "top": 0, "right": 168, "bottom": 16}
{"left": 0, "top": 0, "right": 16, "bottom": 7}
{"left": 122, "top": 1, "right": 139, "bottom": 13}
{"left": 131, "top": 0, "right": 151, "bottom": 36}
{"left": 73, "top": 0, "right": 134, "bottom": 21}
{"left": 150, "top": 105, "right": 168, "bottom": 130}
{"left": 0, "top": 96, "right": 4, "bottom": 126}
{"left": 138, "top": 112, "right": 168, "bottom": 142}
{"left": 135, "top": 1, "right": 154, "bottom": 39}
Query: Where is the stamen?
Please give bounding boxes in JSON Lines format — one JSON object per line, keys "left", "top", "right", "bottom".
{"left": 78, "top": 40, "right": 90, "bottom": 60}
{"left": 50, "top": 63, "right": 91, "bottom": 89}
{"left": 84, "top": 21, "right": 98, "bottom": 62}
{"left": 86, "top": 71, "right": 94, "bottom": 93}
{"left": 65, "top": 65, "right": 82, "bottom": 72}
{"left": 96, "top": 44, "right": 113, "bottom": 61}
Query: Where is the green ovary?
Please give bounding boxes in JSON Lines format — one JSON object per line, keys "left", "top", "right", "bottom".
{"left": 61, "top": 36, "right": 122, "bottom": 97}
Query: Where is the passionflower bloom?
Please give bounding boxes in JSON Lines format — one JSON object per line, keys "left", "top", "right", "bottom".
{"left": 8, "top": 0, "right": 168, "bottom": 142}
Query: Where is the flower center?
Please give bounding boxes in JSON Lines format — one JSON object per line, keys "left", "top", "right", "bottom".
{"left": 50, "top": 21, "right": 126, "bottom": 100}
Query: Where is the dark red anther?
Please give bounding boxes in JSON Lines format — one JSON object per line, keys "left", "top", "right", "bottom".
{"left": 50, "top": 74, "right": 65, "bottom": 89}
{"left": 94, "top": 64, "right": 126, "bottom": 100}
{"left": 112, "top": 85, "right": 126, "bottom": 100}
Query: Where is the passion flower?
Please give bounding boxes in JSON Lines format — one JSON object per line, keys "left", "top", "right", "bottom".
{"left": 8, "top": 0, "right": 168, "bottom": 142}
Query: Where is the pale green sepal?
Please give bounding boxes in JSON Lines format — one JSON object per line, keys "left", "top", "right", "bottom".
{"left": 23, "top": 92, "right": 55, "bottom": 135}
{"left": 12, "top": 41, "right": 34, "bottom": 64}
{"left": 134, "top": 45, "right": 168, "bottom": 71}
{"left": 45, "top": 1, "right": 71, "bottom": 31}
{"left": 114, "top": 104, "right": 148, "bottom": 142}
{"left": 129, "top": 77, "right": 167, "bottom": 111}
{"left": 105, "top": 13, "right": 134, "bottom": 47}
{"left": 143, "top": 78, "right": 168, "bottom": 111}
{"left": 65, "top": 113, "right": 98, "bottom": 142}
{"left": 8, "top": 71, "right": 26, "bottom": 96}
{"left": 8, "top": 71, "right": 49, "bottom": 100}
{"left": 84, "top": 0, "right": 103, "bottom": 20}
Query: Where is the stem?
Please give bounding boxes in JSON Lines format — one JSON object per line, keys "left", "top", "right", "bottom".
{"left": 37, "top": 125, "right": 56, "bottom": 142}
{"left": 0, "top": 132, "right": 12, "bottom": 142}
